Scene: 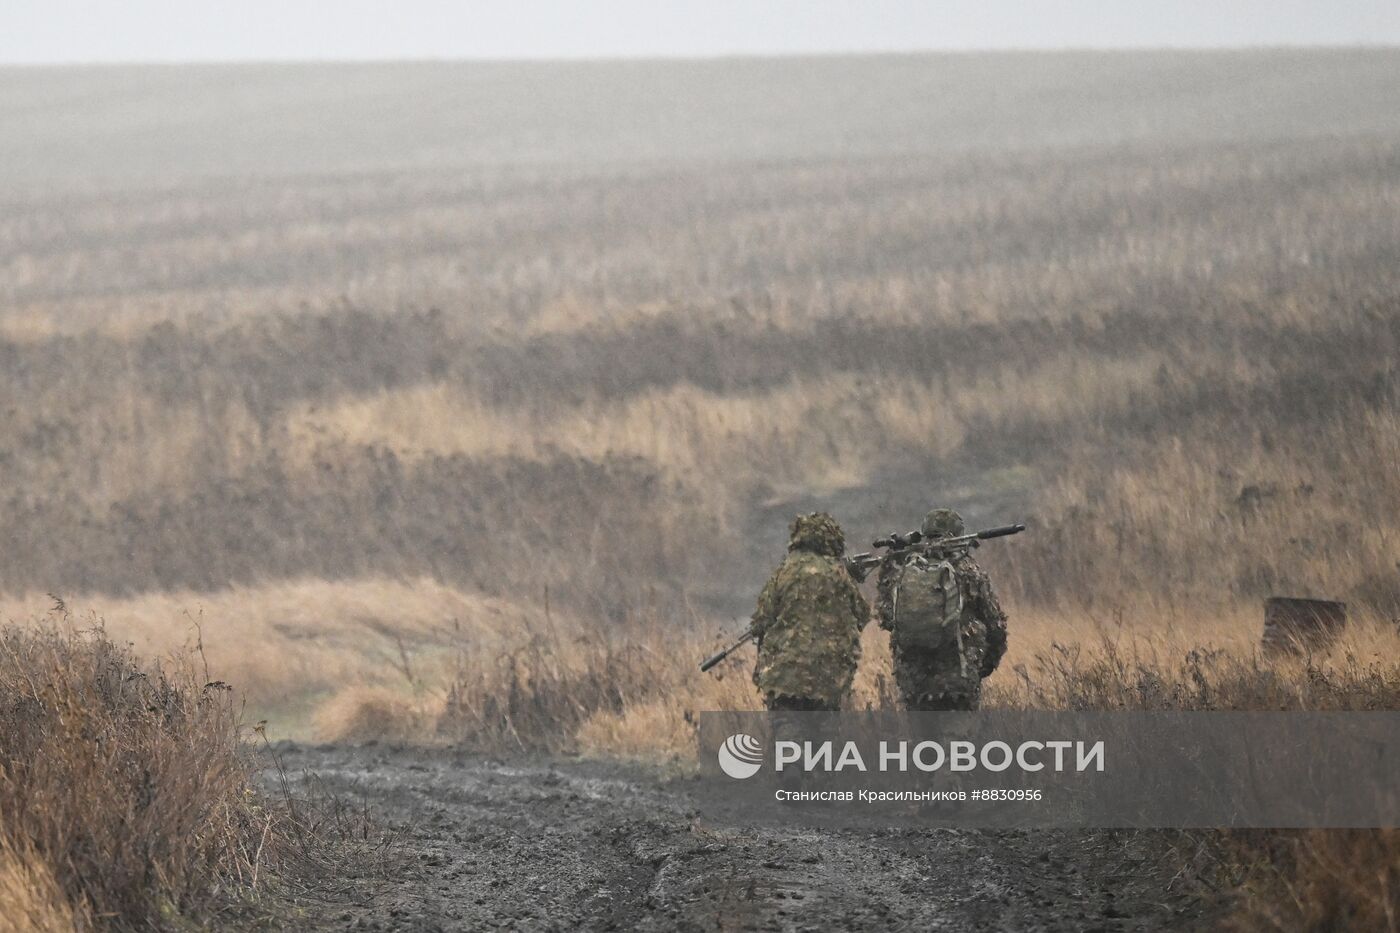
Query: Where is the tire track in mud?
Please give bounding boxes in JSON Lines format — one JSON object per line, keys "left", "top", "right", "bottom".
{"left": 272, "top": 743, "right": 1209, "bottom": 931}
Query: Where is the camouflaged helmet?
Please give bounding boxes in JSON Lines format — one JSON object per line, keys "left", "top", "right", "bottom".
{"left": 920, "top": 508, "right": 965, "bottom": 539}
{"left": 787, "top": 511, "right": 845, "bottom": 558}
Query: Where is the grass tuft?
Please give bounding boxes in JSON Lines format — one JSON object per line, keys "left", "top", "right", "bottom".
{"left": 0, "top": 621, "right": 287, "bottom": 930}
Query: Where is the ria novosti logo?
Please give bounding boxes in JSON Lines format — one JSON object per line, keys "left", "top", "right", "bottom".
{"left": 718, "top": 733, "right": 764, "bottom": 779}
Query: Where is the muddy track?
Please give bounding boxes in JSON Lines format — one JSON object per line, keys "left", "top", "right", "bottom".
{"left": 271, "top": 743, "right": 1210, "bottom": 931}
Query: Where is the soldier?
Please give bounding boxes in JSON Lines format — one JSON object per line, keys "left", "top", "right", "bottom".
{"left": 751, "top": 512, "right": 871, "bottom": 711}
{"left": 875, "top": 508, "right": 1008, "bottom": 711}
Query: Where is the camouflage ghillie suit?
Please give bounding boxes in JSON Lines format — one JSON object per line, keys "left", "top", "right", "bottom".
{"left": 751, "top": 513, "right": 871, "bottom": 711}
{"left": 877, "top": 509, "right": 1008, "bottom": 711}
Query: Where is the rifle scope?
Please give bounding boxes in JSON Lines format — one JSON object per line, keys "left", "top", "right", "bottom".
{"left": 872, "top": 530, "right": 923, "bottom": 549}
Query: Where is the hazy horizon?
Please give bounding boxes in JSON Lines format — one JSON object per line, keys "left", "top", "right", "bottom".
{"left": 3, "top": 0, "right": 1399, "bottom": 65}
{"left": 6, "top": 44, "right": 1400, "bottom": 69}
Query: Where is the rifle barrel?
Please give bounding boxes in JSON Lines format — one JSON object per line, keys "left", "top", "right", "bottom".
{"left": 699, "top": 629, "right": 756, "bottom": 673}
{"left": 977, "top": 523, "right": 1026, "bottom": 539}
{"left": 699, "top": 650, "right": 728, "bottom": 673}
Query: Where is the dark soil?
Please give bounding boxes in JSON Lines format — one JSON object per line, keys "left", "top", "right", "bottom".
{"left": 269, "top": 742, "right": 1214, "bottom": 931}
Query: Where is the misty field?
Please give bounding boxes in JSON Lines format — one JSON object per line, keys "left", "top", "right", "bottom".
{"left": 2, "top": 50, "right": 1400, "bottom": 928}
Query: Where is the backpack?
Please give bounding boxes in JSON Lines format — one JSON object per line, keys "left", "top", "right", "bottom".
{"left": 890, "top": 555, "right": 966, "bottom": 666}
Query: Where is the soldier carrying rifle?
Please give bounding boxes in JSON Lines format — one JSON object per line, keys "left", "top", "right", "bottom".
{"left": 701, "top": 512, "right": 870, "bottom": 711}
{"left": 702, "top": 509, "right": 1021, "bottom": 714}
{"left": 847, "top": 510, "right": 1020, "bottom": 711}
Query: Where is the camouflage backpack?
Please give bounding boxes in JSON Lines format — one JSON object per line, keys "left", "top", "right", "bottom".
{"left": 889, "top": 554, "right": 966, "bottom": 663}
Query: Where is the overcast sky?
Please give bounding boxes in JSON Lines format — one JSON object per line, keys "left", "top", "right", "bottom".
{"left": 3, "top": 0, "right": 1398, "bottom": 65}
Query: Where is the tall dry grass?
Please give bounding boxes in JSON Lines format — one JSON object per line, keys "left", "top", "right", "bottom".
{"left": 983, "top": 615, "right": 1400, "bottom": 932}
{"left": 0, "top": 621, "right": 288, "bottom": 930}
{"left": 424, "top": 604, "right": 1400, "bottom": 929}
{"left": 413, "top": 600, "right": 1399, "bottom": 757}
{"left": 0, "top": 839, "right": 87, "bottom": 933}
{"left": 0, "top": 579, "right": 564, "bottom": 728}
{"left": 1228, "top": 830, "right": 1400, "bottom": 932}
{"left": 4, "top": 134, "right": 1400, "bottom": 623}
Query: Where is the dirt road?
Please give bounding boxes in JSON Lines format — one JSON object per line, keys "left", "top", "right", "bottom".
{"left": 273, "top": 743, "right": 1210, "bottom": 931}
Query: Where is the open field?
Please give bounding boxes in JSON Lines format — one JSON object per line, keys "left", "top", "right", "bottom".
{"left": 4, "top": 54, "right": 1400, "bottom": 679}
{"left": 3, "top": 50, "right": 1400, "bottom": 928}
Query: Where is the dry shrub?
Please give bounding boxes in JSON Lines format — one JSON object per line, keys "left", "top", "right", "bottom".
{"left": 0, "top": 622, "right": 279, "bottom": 930}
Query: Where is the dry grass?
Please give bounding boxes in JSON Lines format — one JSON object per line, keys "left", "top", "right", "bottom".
{"left": 471, "top": 602, "right": 1398, "bottom": 761}
{"left": 1227, "top": 830, "right": 1400, "bottom": 932}
{"left": 0, "top": 579, "right": 553, "bottom": 732}
{"left": 0, "top": 622, "right": 287, "bottom": 930}
{"left": 5, "top": 130, "right": 1400, "bottom": 614}
{"left": 4, "top": 52, "right": 1400, "bottom": 929}
{"left": 0, "top": 839, "right": 88, "bottom": 933}
{"left": 1033, "top": 403, "right": 1400, "bottom": 610}
{"left": 314, "top": 685, "right": 427, "bottom": 745}
{"left": 422, "top": 604, "right": 1400, "bottom": 929}
{"left": 984, "top": 612, "right": 1400, "bottom": 932}
{"left": 283, "top": 354, "right": 1165, "bottom": 516}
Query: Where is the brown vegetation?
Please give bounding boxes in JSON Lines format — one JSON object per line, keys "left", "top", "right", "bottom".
{"left": 4, "top": 135, "right": 1399, "bottom": 617}
{"left": 3, "top": 52, "right": 1400, "bottom": 928}
{"left": 0, "top": 622, "right": 287, "bottom": 930}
